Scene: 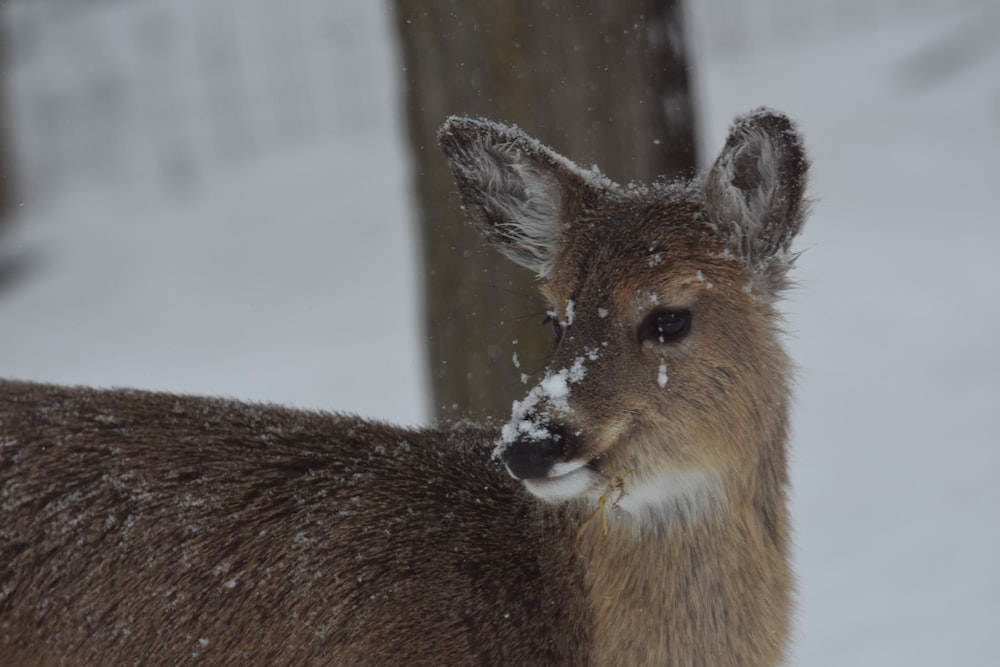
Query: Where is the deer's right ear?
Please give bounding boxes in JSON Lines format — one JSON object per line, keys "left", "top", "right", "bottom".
{"left": 438, "top": 118, "right": 604, "bottom": 277}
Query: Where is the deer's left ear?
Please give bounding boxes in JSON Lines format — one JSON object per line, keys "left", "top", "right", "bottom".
{"left": 438, "top": 117, "right": 610, "bottom": 278}
{"left": 703, "top": 109, "right": 810, "bottom": 298}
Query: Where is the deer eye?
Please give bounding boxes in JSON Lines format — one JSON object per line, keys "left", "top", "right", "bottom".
{"left": 638, "top": 309, "right": 691, "bottom": 344}
{"left": 543, "top": 314, "right": 564, "bottom": 343}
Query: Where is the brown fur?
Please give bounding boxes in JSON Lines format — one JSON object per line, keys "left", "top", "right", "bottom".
{"left": 1, "top": 109, "right": 809, "bottom": 665}
{"left": 0, "top": 383, "right": 589, "bottom": 665}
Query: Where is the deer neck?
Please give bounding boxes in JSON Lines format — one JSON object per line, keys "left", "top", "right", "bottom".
{"left": 572, "top": 484, "right": 792, "bottom": 667}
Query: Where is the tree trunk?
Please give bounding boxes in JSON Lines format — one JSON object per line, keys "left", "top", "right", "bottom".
{"left": 394, "top": 0, "right": 698, "bottom": 422}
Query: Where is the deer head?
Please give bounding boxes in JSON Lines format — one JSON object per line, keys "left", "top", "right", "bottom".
{"left": 439, "top": 110, "right": 808, "bottom": 531}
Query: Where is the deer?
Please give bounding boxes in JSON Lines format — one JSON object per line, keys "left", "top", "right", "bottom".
{"left": 0, "top": 108, "right": 809, "bottom": 666}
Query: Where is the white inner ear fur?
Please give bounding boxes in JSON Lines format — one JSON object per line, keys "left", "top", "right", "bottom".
{"left": 712, "top": 129, "right": 779, "bottom": 262}
{"left": 467, "top": 146, "right": 563, "bottom": 278}
{"left": 705, "top": 126, "right": 801, "bottom": 299}
{"left": 486, "top": 157, "right": 563, "bottom": 278}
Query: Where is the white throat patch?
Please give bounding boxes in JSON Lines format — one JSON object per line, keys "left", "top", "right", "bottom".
{"left": 608, "top": 468, "right": 724, "bottom": 532}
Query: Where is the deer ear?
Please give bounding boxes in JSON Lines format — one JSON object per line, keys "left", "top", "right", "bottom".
{"left": 703, "top": 109, "right": 809, "bottom": 297}
{"left": 438, "top": 117, "right": 608, "bottom": 277}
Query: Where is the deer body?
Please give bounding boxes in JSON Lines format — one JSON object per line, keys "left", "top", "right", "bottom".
{"left": 0, "top": 382, "right": 590, "bottom": 665}
{"left": 1, "top": 110, "right": 809, "bottom": 666}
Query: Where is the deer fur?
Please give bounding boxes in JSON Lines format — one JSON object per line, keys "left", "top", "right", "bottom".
{"left": 0, "top": 109, "right": 809, "bottom": 666}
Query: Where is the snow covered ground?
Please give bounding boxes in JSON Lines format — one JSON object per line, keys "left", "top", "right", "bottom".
{"left": 691, "top": 6, "right": 1000, "bottom": 664}
{"left": 2, "top": 1, "right": 998, "bottom": 664}
{"left": 0, "top": 0, "right": 427, "bottom": 424}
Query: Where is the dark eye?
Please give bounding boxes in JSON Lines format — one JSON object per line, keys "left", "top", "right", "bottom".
{"left": 638, "top": 309, "right": 691, "bottom": 344}
{"left": 543, "top": 314, "right": 564, "bottom": 343}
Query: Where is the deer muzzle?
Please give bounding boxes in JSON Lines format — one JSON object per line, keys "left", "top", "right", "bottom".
{"left": 503, "top": 423, "right": 570, "bottom": 480}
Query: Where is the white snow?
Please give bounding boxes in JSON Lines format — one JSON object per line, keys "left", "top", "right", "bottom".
{"left": 2, "top": 1, "right": 998, "bottom": 665}
{"left": 497, "top": 353, "right": 594, "bottom": 455}
{"left": 657, "top": 359, "right": 668, "bottom": 388}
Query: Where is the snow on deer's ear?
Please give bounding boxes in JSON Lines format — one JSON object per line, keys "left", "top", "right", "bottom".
{"left": 703, "top": 109, "right": 810, "bottom": 298}
{"left": 438, "top": 117, "right": 611, "bottom": 277}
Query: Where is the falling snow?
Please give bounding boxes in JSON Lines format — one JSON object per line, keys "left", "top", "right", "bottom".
{"left": 0, "top": 3, "right": 996, "bottom": 665}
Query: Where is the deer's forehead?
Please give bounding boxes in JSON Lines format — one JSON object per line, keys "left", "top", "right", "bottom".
{"left": 568, "top": 197, "right": 710, "bottom": 259}
{"left": 547, "top": 199, "right": 732, "bottom": 308}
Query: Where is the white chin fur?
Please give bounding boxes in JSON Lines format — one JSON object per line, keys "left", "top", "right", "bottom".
{"left": 518, "top": 459, "right": 723, "bottom": 534}
{"left": 548, "top": 459, "right": 588, "bottom": 477}
{"left": 522, "top": 466, "right": 596, "bottom": 502}
{"left": 527, "top": 465, "right": 725, "bottom": 533}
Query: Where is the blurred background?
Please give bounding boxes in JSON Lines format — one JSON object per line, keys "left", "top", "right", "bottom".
{"left": 0, "top": 0, "right": 997, "bottom": 664}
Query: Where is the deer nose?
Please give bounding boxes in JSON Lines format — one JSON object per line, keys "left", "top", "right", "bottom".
{"left": 503, "top": 425, "right": 567, "bottom": 480}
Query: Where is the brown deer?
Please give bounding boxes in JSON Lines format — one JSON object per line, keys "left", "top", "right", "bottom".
{"left": 0, "top": 109, "right": 809, "bottom": 666}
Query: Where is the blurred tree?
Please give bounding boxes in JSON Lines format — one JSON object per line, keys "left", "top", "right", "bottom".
{"left": 394, "top": 0, "right": 698, "bottom": 422}
{"left": 0, "top": 24, "right": 11, "bottom": 224}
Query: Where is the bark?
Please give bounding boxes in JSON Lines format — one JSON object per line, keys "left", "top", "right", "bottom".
{"left": 394, "top": 0, "right": 697, "bottom": 421}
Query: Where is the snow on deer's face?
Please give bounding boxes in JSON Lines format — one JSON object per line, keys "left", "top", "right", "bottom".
{"left": 438, "top": 111, "right": 808, "bottom": 529}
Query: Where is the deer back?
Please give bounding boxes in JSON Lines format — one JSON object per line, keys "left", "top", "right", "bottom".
{"left": 0, "top": 381, "right": 589, "bottom": 665}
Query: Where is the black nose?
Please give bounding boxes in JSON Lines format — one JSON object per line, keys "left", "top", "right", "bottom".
{"left": 504, "top": 425, "right": 567, "bottom": 480}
